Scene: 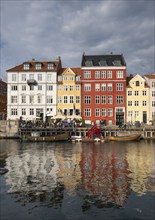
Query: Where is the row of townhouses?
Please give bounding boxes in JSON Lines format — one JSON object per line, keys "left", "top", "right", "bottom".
{"left": 6, "top": 54, "right": 155, "bottom": 125}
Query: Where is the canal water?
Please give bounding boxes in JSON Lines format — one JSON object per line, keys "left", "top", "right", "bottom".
{"left": 0, "top": 139, "right": 155, "bottom": 220}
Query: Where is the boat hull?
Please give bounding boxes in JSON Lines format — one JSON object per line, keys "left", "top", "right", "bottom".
{"left": 108, "top": 134, "right": 141, "bottom": 142}
{"left": 21, "top": 133, "right": 69, "bottom": 142}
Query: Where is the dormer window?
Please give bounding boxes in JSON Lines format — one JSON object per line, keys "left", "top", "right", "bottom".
{"left": 23, "top": 63, "right": 30, "bottom": 70}
{"left": 99, "top": 60, "right": 107, "bottom": 66}
{"left": 48, "top": 63, "right": 54, "bottom": 70}
{"left": 85, "top": 60, "right": 93, "bottom": 66}
{"left": 136, "top": 81, "right": 140, "bottom": 86}
{"left": 113, "top": 60, "right": 121, "bottom": 66}
{"left": 36, "top": 63, "right": 42, "bottom": 70}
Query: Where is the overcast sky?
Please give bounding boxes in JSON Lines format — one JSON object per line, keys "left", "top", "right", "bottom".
{"left": 1, "top": 0, "right": 155, "bottom": 81}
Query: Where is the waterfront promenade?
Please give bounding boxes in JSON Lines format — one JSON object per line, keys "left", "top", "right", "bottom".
{"left": 0, "top": 120, "right": 155, "bottom": 139}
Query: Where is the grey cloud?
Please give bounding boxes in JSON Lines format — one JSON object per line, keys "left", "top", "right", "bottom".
{"left": 1, "top": 0, "right": 154, "bottom": 81}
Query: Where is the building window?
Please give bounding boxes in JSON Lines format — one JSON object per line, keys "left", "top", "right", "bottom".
{"left": 38, "top": 85, "right": 42, "bottom": 90}
{"left": 101, "top": 96, "right": 106, "bottom": 104}
{"left": 48, "top": 63, "right": 54, "bottom": 70}
{"left": 30, "top": 85, "right": 34, "bottom": 91}
{"left": 116, "top": 71, "right": 123, "bottom": 78}
{"left": 116, "top": 83, "right": 123, "bottom": 91}
{"left": 12, "top": 74, "right": 16, "bottom": 81}
{"left": 11, "top": 96, "right": 17, "bottom": 103}
{"left": 128, "top": 111, "right": 132, "bottom": 117}
{"left": 95, "top": 71, "right": 100, "bottom": 79}
{"left": 38, "top": 96, "right": 42, "bottom": 104}
{"left": 36, "top": 108, "right": 43, "bottom": 117}
{"left": 108, "top": 83, "right": 112, "bottom": 91}
{"left": 64, "top": 96, "right": 68, "bottom": 103}
{"left": 22, "top": 108, "right": 26, "bottom": 116}
{"left": 117, "top": 96, "right": 123, "bottom": 104}
{"left": 70, "top": 76, "right": 74, "bottom": 81}
{"left": 76, "top": 96, "right": 80, "bottom": 103}
{"left": 142, "top": 101, "right": 147, "bottom": 106}
{"left": 76, "top": 85, "right": 80, "bottom": 91}
{"left": 95, "top": 84, "right": 100, "bottom": 91}
{"left": 47, "top": 74, "right": 52, "bottom": 81}
{"left": 84, "top": 71, "right": 91, "bottom": 79}
{"left": 36, "top": 63, "right": 42, "bottom": 70}
{"left": 47, "top": 85, "right": 53, "bottom": 91}
{"left": 134, "top": 91, "right": 139, "bottom": 96}
{"left": 84, "top": 109, "right": 91, "bottom": 117}
{"left": 136, "top": 81, "right": 140, "bottom": 86}
{"left": 58, "top": 96, "right": 62, "bottom": 104}
{"left": 152, "top": 112, "right": 155, "bottom": 118}
{"left": 108, "top": 109, "right": 113, "bottom": 116}
{"left": 95, "top": 96, "right": 100, "bottom": 104}
{"left": 76, "top": 76, "right": 81, "bottom": 81}
{"left": 11, "top": 85, "right": 18, "bottom": 91}
{"left": 30, "top": 108, "right": 34, "bottom": 115}
{"left": 152, "top": 81, "right": 155, "bottom": 87}
{"left": 102, "top": 108, "right": 106, "bottom": 116}
{"left": 47, "top": 96, "right": 53, "bottom": 103}
{"left": 23, "top": 64, "right": 29, "bottom": 70}
{"left": 21, "top": 95, "right": 26, "bottom": 103}
{"left": 101, "top": 84, "right": 106, "bottom": 91}
{"left": 107, "top": 71, "right": 112, "bottom": 78}
{"left": 70, "top": 86, "right": 74, "bottom": 91}
{"left": 152, "top": 91, "right": 155, "bottom": 97}
{"left": 142, "top": 90, "right": 147, "bottom": 96}
{"left": 84, "top": 84, "right": 91, "bottom": 91}
{"left": 128, "top": 91, "right": 132, "bottom": 96}
{"left": 29, "top": 95, "right": 34, "bottom": 104}
{"left": 101, "top": 71, "right": 106, "bottom": 78}
{"left": 38, "top": 74, "right": 42, "bottom": 81}
{"left": 64, "top": 85, "right": 68, "bottom": 91}
{"left": 22, "top": 74, "right": 26, "bottom": 81}
{"left": 135, "top": 101, "right": 139, "bottom": 106}
{"left": 84, "top": 96, "right": 91, "bottom": 104}
{"left": 58, "top": 85, "right": 62, "bottom": 91}
{"left": 22, "top": 85, "right": 26, "bottom": 91}
{"left": 152, "top": 101, "right": 155, "bottom": 107}
{"left": 29, "top": 74, "right": 34, "bottom": 79}
{"left": 95, "top": 108, "right": 100, "bottom": 117}
{"left": 128, "top": 101, "right": 132, "bottom": 106}
{"left": 135, "top": 111, "right": 139, "bottom": 117}
{"left": 70, "top": 96, "right": 74, "bottom": 103}
{"left": 11, "top": 108, "right": 17, "bottom": 115}
{"left": 58, "top": 76, "right": 62, "bottom": 82}
{"left": 108, "top": 96, "right": 112, "bottom": 104}
{"left": 64, "top": 76, "right": 67, "bottom": 81}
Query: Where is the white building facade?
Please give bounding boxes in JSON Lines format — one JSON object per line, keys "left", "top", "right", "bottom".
{"left": 7, "top": 57, "right": 62, "bottom": 121}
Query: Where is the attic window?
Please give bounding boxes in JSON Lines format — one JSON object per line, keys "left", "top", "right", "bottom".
{"left": 99, "top": 60, "right": 107, "bottom": 66}
{"left": 85, "top": 60, "right": 93, "bottom": 66}
{"left": 113, "top": 60, "right": 121, "bottom": 66}
{"left": 36, "top": 63, "right": 42, "bottom": 70}
{"left": 48, "top": 63, "right": 54, "bottom": 70}
{"left": 136, "top": 81, "right": 140, "bottom": 86}
{"left": 23, "top": 63, "right": 30, "bottom": 70}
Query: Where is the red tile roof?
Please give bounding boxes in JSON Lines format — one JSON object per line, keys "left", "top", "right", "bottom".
{"left": 144, "top": 74, "right": 155, "bottom": 79}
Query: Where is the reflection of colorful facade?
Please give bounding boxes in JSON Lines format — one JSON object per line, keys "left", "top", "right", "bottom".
{"left": 126, "top": 143, "right": 155, "bottom": 195}
{"left": 79, "top": 144, "right": 130, "bottom": 206}
{"left": 55, "top": 144, "right": 82, "bottom": 192}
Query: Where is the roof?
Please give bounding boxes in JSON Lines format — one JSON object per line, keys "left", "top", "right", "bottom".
{"left": 144, "top": 74, "right": 155, "bottom": 79}
{"left": 58, "top": 67, "right": 81, "bottom": 76}
{"left": 81, "top": 53, "right": 126, "bottom": 67}
{"left": 6, "top": 57, "right": 62, "bottom": 72}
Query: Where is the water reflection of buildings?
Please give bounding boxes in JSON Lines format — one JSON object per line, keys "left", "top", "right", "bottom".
{"left": 126, "top": 143, "right": 155, "bottom": 194}
{"left": 79, "top": 144, "right": 130, "bottom": 207}
{"left": 55, "top": 143, "right": 82, "bottom": 192}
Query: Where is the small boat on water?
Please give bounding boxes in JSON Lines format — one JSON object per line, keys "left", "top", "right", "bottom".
{"left": 107, "top": 134, "right": 141, "bottom": 142}
{"left": 21, "top": 132, "right": 69, "bottom": 142}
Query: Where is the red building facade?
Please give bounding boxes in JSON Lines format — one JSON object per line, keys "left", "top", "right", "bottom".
{"left": 81, "top": 54, "right": 126, "bottom": 125}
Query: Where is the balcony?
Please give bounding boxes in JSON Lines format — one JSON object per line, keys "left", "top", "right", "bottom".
{"left": 27, "top": 79, "right": 37, "bottom": 86}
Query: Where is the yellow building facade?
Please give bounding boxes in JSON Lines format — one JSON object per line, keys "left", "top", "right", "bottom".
{"left": 57, "top": 68, "right": 81, "bottom": 116}
{"left": 126, "top": 74, "right": 150, "bottom": 124}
